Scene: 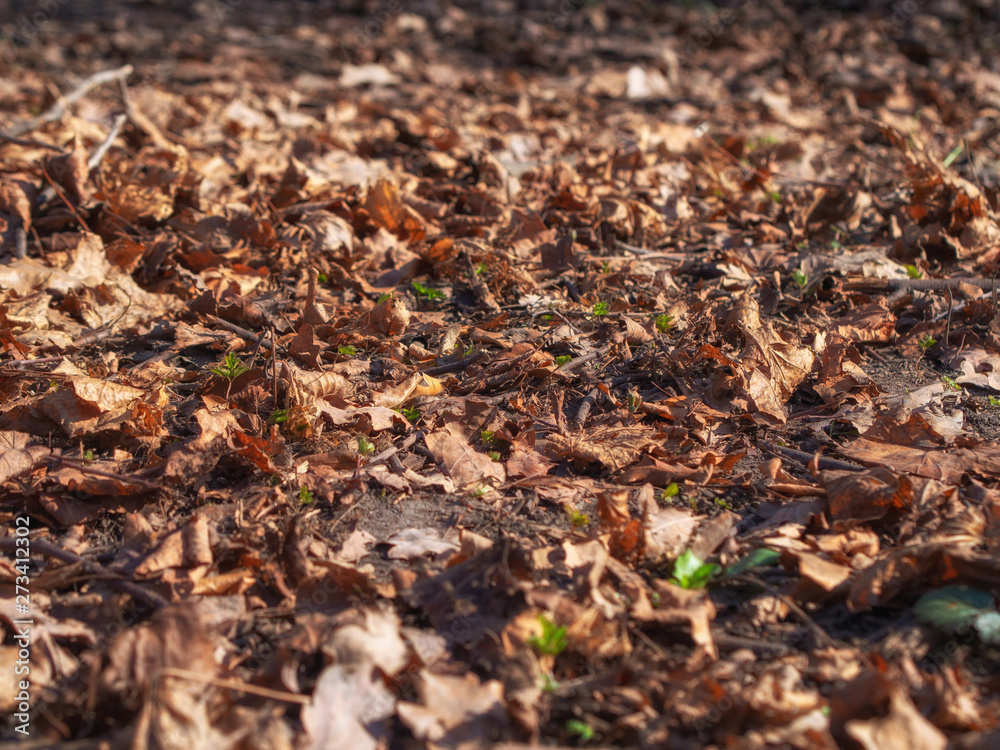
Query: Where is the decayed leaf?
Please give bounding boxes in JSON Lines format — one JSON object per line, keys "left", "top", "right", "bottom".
{"left": 423, "top": 429, "right": 505, "bottom": 489}
{"left": 396, "top": 671, "right": 506, "bottom": 746}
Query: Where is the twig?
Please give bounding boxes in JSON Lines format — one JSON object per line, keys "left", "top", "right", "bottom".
{"left": 87, "top": 112, "right": 127, "bottom": 172}
{"left": 759, "top": 440, "right": 864, "bottom": 472}
{"left": 424, "top": 349, "right": 483, "bottom": 376}
{"left": 0, "top": 535, "right": 168, "bottom": 609}
{"left": 845, "top": 277, "right": 998, "bottom": 293}
{"left": 573, "top": 387, "right": 601, "bottom": 431}
{"left": 206, "top": 315, "right": 284, "bottom": 354}
{"left": 153, "top": 667, "right": 310, "bottom": 704}
{"left": 48, "top": 455, "right": 163, "bottom": 492}
{"left": 5, "top": 65, "right": 133, "bottom": 138}
{"left": 730, "top": 574, "right": 839, "bottom": 648}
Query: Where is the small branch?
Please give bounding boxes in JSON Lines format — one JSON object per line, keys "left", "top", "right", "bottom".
{"left": 844, "top": 276, "right": 998, "bottom": 294}
{"left": 87, "top": 112, "right": 127, "bottom": 172}
{"left": 0, "top": 535, "right": 168, "bottom": 610}
{"left": 573, "top": 387, "right": 601, "bottom": 431}
{"left": 5, "top": 65, "right": 133, "bottom": 138}
{"left": 424, "top": 349, "right": 483, "bottom": 376}
{"left": 760, "top": 440, "right": 864, "bottom": 473}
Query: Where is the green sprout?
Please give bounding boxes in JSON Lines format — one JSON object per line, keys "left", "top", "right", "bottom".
{"left": 566, "top": 719, "right": 595, "bottom": 742}
{"left": 316, "top": 271, "right": 328, "bottom": 284}
{"left": 357, "top": 436, "right": 375, "bottom": 455}
{"left": 942, "top": 375, "right": 961, "bottom": 391}
{"left": 401, "top": 407, "right": 421, "bottom": 423}
{"left": 989, "top": 396, "right": 1000, "bottom": 407}
{"left": 670, "top": 550, "right": 719, "bottom": 589}
{"left": 338, "top": 345, "right": 357, "bottom": 356}
{"left": 592, "top": 301, "right": 610, "bottom": 317}
{"left": 555, "top": 355, "right": 573, "bottom": 367}
{"left": 768, "top": 190, "right": 781, "bottom": 204}
{"left": 209, "top": 352, "right": 250, "bottom": 381}
{"left": 475, "top": 262, "right": 488, "bottom": 276}
{"left": 298, "top": 486, "right": 314, "bottom": 504}
{"left": 655, "top": 314, "right": 674, "bottom": 333}
{"left": 268, "top": 409, "right": 289, "bottom": 424}
{"left": 627, "top": 390, "right": 642, "bottom": 413}
{"left": 918, "top": 335, "right": 937, "bottom": 351}
{"left": 376, "top": 292, "right": 392, "bottom": 304}
{"left": 713, "top": 497, "right": 732, "bottom": 510}
{"left": 566, "top": 507, "right": 589, "bottom": 528}
{"left": 540, "top": 672, "right": 560, "bottom": 693}
{"left": 791, "top": 269, "right": 809, "bottom": 291}
{"left": 528, "top": 614, "right": 568, "bottom": 656}
{"left": 83, "top": 449, "right": 94, "bottom": 464}
{"left": 602, "top": 261, "right": 611, "bottom": 274}
{"left": 905, "top": 264, "right": 922, "bottom": 279}
{"left": 469, "top": 485, "right": 489, "bottom": 498}
{"left": 659, "top": 483, "right": 679, "bottom": 503}
{"left": 411, "top": 281, "right": 444, "bottom": 300}
{"left": 943, "top": 143, "right": 964, "bottom": 169}
{"left": 487, "top": 450, "right": 502, "bottom": 462}
{"left": 480, "top": 430, "right": 495, "bottom": 444}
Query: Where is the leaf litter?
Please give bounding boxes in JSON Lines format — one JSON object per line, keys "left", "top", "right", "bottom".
{"left": 4, "top": 1, "right": 1000, "bottom": 747}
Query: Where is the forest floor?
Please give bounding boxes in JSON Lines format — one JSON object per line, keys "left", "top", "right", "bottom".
{"left": 3, "top": 1, "right": 1000, "bottom": 748}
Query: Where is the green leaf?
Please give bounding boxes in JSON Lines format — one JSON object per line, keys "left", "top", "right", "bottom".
{"left": 974, "top": 611, "right": 1000, "bottom": 645}
{"left": 566, "top": 719, "right": 595, "bottom": 741}
{"left": 411, "top": 281, "right": 444, "bottom": 300}
{"left": 914, "top": 586, "right": 994, "bottom": 634}
{"left": 528, "top": 614, "right": 568, "bottom": 656}
{"left": 555, "top": 355, "right": 572, "bottom": 366}
{"left": 725, "top": 548, "right": 781, "bottom": 577}
{"left": 670, "top": 550, "right": 719, "bottom": 589}
{"left": 592, "top": 301, "right": 610, "bottom": 317}
{"left": 338, "top": 345, "right": 357, "bottom": 356}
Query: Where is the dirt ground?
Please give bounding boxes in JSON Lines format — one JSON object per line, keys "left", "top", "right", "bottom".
{"left": 4, "top": 1, "right": 1000, "bottom": 748}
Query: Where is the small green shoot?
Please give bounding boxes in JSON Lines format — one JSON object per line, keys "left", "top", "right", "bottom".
{"left": 268, "top": 409, "right": 289, "bottom": 424}
{"left": 725, "top": 548, "right": 781, "bottom": 577}
{"left": 566, "top": 719, "right": 595, "bottom": 742}
{"left": 529, "top": 614, "right": 568, "bottom": 656}
{"left": 298, "top": 486, "right": 314, "bottom": 504}
{"left": 475, "top": 262, "right": 488, "bottom": 276}
{"left": 210, "top": 352, "right": 250, "bottom": 381}
{"left": 914, "top": 586, "right": 1000, "bottom": 644}
{"left": 83, "top": 449, "right": 94, "bottom": 464}
{"left": 659, "top": 483, "right": 679, "bottom": 503}
{"left": 357, "top": 436, "right": 375, "bottom": 456}
{"left": 601, "top": 260, "right": 611, "bottom": 274}
{"left": 592, "top": 301, "right": 610, "bottom": 317}
{"left": 943, "top": 143, "right": 964, "bottom": 169}
{"left": 337, "top": 345, "right": 357, "bottom": 356}
{"left": 905, "top": 264, "right": 922, "bottom": 279}
{"left": 942, "top": 375, "right": 961, "bottom": 391}
{"left": 655, "top": 314, "right": 674, "bottom": 333}
{"left": 829, "top": 239, "right": 841, "bottom": 250}
{"left": 566, "top": 507, "right": 589, "bottom": 528}
{"left": 626, "top": 390, "right": 642, "bottom": 413}
{"left": 411, "top": 281, "right": 444, "bottom": 300}
{"left": 542, "top": 314, "right": 554, "bottom": 322}
{"left": 540, "top": 672, "right": 560, "bottom": 693}
{"left": 469, "top": 485, "right": 488, "bottom": 498}
{"left": 918, "top": 335, "right": 937, "bottom": 351}
{"left": 316, "top": 271, "right": 328, "bottom": 284}
{"left": 480, "top": 429, "right": 496, "bottom": 445}
{"left": 487, "top": 450, "right": 501, "bottom": 461}
{"left": 376, "top": 292, "right": 391, "bottom": 304}
{"left": 768, "top": 190, "right": 781, "bottom": 203}
{"left": 401, "top": 406, "right": 421, "bottom": 423}
{"left": 990, "top": 396, "right": 1000, "bottom": 407}
{"left": 713, "top": 497, "right": 732, "bottom": 510}
{"left": 555, "top": 355, "right": 573, "bottom": 366}
{"left": 670, "top": 550, "right": 719, "bottom": 589}
{"left": 791, "top": 269, "right": 809, "bottom": 291}
{"left": 269, "top": 475, "right": 282, "bottom": 486}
